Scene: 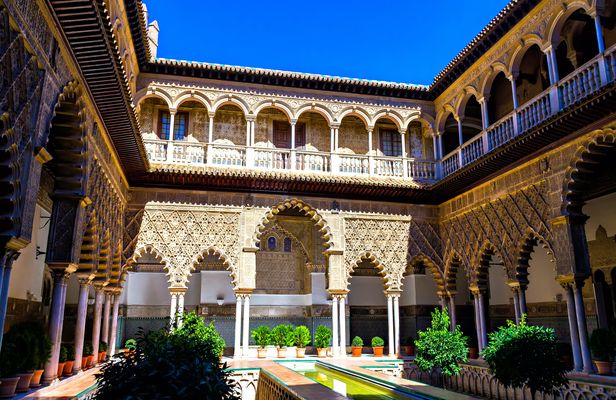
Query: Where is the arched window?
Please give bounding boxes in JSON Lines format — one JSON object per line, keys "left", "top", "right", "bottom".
{"left": 283, "top": 237, "right": 292, "bottom": 252}
{"left": 267, "top": 236, "right": 277, "bottom": 251}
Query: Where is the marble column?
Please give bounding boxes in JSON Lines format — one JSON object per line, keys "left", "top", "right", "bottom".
{"left": 0, "top": 251, "right": 17, "bottom": 351}
{"left": 512, "top": 289, "right": 521, "bottom": 324}
{"left": 594, "top": 14, "right": 606, "bottom": 53}
{"left": 73, "top": 280, "right": 90, "bottom": 374}
{"left": 387, "top": 294, "right": 394, "bottom": 357}
{"left": 510, "top": 75, "right": 519, "bottom": 109}
{"left": 573, "top": 281, "right": 594, "bottom": 373}
{"left": 518, "top": 287, "right": 528, "bottom": 317}
{"left": 564, "top": 283, "right": 583, "bottom": 371}
{"left": 478, "top": 292, "right": 488, "bottom": 349}
{"left": 448, "top": 296, "right": 457, "bottom": 331}
{"left": 177, "top": 292, "right": 185, "bottom": 327}
{"left": 242, "top": 294, "right": 250, "bottom": 357}
{"left": 332, "top": 296, "right": 339, "bottom": 356}
{"left": 101, "top": 293, "right": 111, "bottom": 345}
{"left": 43, "top": 271, "right": 69, "bottom": 383}
{"left": 393, "top": 295, "right": 400, "bottom": 355}
{"left": 338, "top": 295, "right": 346, "bottom": 356}
{"left": 108, "top": 294, "right": 120, "bottom": 357}
{"left": 473, "top": 293, "right": 483, "bottom": 351}
{"left": 234, "top": 295, "right": 243, "bottom": 358}
{"left": 91, "top": 288, "right": 104, "bottom": 366}
{"left": 170, "top": 293, "right": 178, "bottom": 325}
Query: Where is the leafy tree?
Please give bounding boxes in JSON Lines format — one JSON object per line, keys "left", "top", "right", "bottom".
{"left": 589, "top": 328, "right": 616, "bottom": 361}
{"left": 414, "top": 307, "right": 468, "bottom": 376}
{"left": 293, "top": 325, "right": 311, "bottom": 348}
{"left": 371, "top": 336, "right": 384, "bottom": 347}
{"left": 482, "top": 316, "right": 567, "bottom": 396}
{"left": 351, "top": 336, "right": 363, "bottom": 347}
{"left": 174, "top": 312, "right": 226, "bottom": 361}
{"left": 314, "top": 325, "right": 332, "bottom": 349}
{"left": 271, "top": 324, "right": 294, "bottom": 348}
{"left": 96, "top": 322, "right": 239, "bottom": 399}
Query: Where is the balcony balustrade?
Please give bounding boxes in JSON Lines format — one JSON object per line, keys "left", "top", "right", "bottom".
{"left": 438, "top": 43, "right": 616, "bottom": 178}
{"left": 143, "top": 44, "right": 616, "bottom": 182}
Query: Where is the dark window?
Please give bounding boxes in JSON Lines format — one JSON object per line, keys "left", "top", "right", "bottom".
{"left": 283, "top": 238, "right": 292, "bottom": 252}
{"left": 380, "top": 129, "right": 402, "bottom": 157}
{"left": 295, "top": 123, "right": 306, "bottom": 147}
{"left": 267, "top": 237, "right": 277, "bottom": 251}
{"left": 158, "top": 111, "right": 189, "bottom": 141}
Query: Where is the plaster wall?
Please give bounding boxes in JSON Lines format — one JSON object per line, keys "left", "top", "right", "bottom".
{"left": 9, "top": 205, "right": 50, "bottom": 300}
{"left": 200, "top": 271, "right": 235, "bottom": 305}
{"left": 584, "top": 192, "right": 616, "bottom": 241}
{"left": 125, "top": 272, "right": 171, "bottom": 306}
{"left": 348, "top": 276, "right": 387, "bottom": 306}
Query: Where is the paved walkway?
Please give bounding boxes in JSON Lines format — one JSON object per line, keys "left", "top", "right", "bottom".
{"left": 23, "top": 368, "right": 98, "bottom": 399}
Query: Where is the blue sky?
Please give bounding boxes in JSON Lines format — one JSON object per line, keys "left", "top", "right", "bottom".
{"left": 146, "top": 1, "right": 511, "bottom": 85}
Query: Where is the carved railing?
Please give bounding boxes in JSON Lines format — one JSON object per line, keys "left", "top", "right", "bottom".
{"left": 254, "top": 370, "right": 301, "bottom": 400}
{"left": 443, "top": 362, "right": 616, "bottom": 400}
{"left": 374, "top": 156, "right": 403, "bottom": 177}
{"left": 296, "top": 150, "right": 330, "bottom": 172}
{"left": 143, "top": 138, "right": 168, "bottom": 162}
{"left": 461, "top": 135, "right": 484, "bottom": 166}
{"left": 338, "top": 154, "right": 369, "bottom": 175}
{"left": 442, "top": 151, "right": 460, "bottom": 177}
{"left": 172, "top": 141, "right": 206, "bottom": 164}
{"left": 487, "top": 113, "right": 515, "bottom": 151}
{"left": 408, "top": 159, "right": 436, "bottom": 180}
{"left": 209, "top": 144, "right": 246, "bottom": 167}
{"left": 559, "top": 54, "right": 603, "bottom": 109}
{"left": 253, "top": 148, "right": 291, "bottom": 170}
{"left": 517, "top": 91, "right": 551, "bottom": 133}
{"left": 606, "top": 44, "right": 616, "bottom": 81}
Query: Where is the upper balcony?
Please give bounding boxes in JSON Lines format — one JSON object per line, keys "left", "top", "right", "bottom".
{"left": 137, "top": 88, "right": 438, "bottom": 183}
{"left": 137, "top": 4, "right": 616, "bottom": 188}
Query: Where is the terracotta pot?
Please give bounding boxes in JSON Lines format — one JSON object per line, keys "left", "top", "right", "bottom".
{"left": 56, "top": 362, "right": 65, "bottom": 378}
{"left": 317, "top": 348, "right": 328, "bottom": 358}
{"left": 86, "top": 355, "right": 94, "bottom": 368}
{"left": 257, "top": 348, "right": 267, "bottom": 358}
{"left": 351, "top": 346, "right": 362, "bottom": 357}
{"left": 594, "top": 360, "right": 613, "bottom": 375}
{"left": 276, "top": 348, "right": 287, "bottom": 358}
{"left": 0, "top": 377, "right": 19, "bottom": 399}
{"left": 63, "top": 361, "right": 74, "bottom": 376}
{"left": 403, "top": 345, "right": 415, "bottom": 356}
{"left": 296, "top": 347, "right": 306, "bottom": 358}
{"left": 29, "top": 370, "right": 44, "bottom": 388}
{"left": 372, "top": 346, "right": 384, "bottom": 357}
{"left": 98, "top": 351, "right": 106, "bottom": 363}
{"left": 15, "top": 372, "right": 33, "bottom": 393}
{"left": 81, "top": 356, "right": 88, "bottom": 370}
{"left": 469, "top": 347, "right": 479, "bottom": 359}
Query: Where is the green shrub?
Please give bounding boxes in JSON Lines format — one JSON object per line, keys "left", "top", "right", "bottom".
{"left": 95, "top": 327, "right": 239, "bottom": 399}
{"left": 251, "top": 326, "right": 271, "bottom": 349}
{"left": 414, "top": 307, "right": 468, "bottom": 377}
{"left": 125, "top": 339, "right": 137, "bottom": 350}
{"left": 271, "top": 324, "right": 294, "bottom": 348}
{"left": 352, "top": 336, "right": 363, "bottom": 347}
{"left": 589, "top": 328, "right": 616, "bottom": 361}
{"left": 175, "top": 312, "right": 226, "bottom": 361}
{"left": 371, "top": 336, "right": 384, "bottom": 347}
{"left": 66, "top": 344, "right": 76, "bottom": 361}
{"left": 314, "top": 325, "right": 332, "bottom": 349}
{"left": 83, "top": 342, "right": 93, "bottom": 356}
{"left": 0, "top": 322, "right": 51, "bottom": 372}
{"left": 294, "top": 326, "right": 311, "bottom": 348}
{"left": 99, "top": 341, "right": 108, "bottom": 352}
{"left": 59, "top": 344, "right": 68, "bottom": 363}
{"left": 482, "top": 316, "right": 567, "bottom": 395}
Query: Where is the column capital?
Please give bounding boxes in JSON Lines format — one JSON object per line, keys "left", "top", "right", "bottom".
{"left": 329, "top": 123, "right": 341, "bottom": 129}
{"left": 398, "top": 128, "right": 407, "bottom": 135}
{"left": 384, "top": 290, "right": 402, "bottom": 298}
{"left": 290, "top": 119, "right": 297, "bottom": 125}
{"left": 550, "top": 213, "right": 589, "bottom": 227}
{"left": 234, "top": 288, "right": 253, "bottom": 296}
{"left": 245, "top": 114, "right": 256, "bottom": 122}
{"left": 169, "top": 108, "right": 177, "bottom": 115}
{"left": 208, "top": 111, "right": 216, "bottom": 119}
{"left": 169, "top": 287, "right": 187, "bottom": 295}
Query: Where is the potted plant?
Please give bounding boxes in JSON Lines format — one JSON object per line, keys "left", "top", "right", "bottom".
{"left": 371, "top": 336, "right": 385, "bottom": 357}
{"left": 271, "top": 324, "right": 294, "bottom": 358}
{"left": 57, "top": 344, "right": 67, "bottom": 379}
{"left": 28, "top": 324, "right": 51, "bottom": 388}
{"left": 402, "top": 336, "right": 415, "bottom": 356}
{"left": 589, "top": 328, "right": 616, "bottom": 375}
{"left": 0, "top": 337, "right": 20, "bottom": 399}
{"left": 82, "top": 342, "right": 93, "bottom": 370}
{"left": 314, "top": 325, "right": 332, "bottom": 358}
{"left": 4, "top": 324, "right": 38, "bottom": 393}
{"left": 351, "top": 336, "right": 363, "bottom": 357}
{"left": 251, "top": 326, "right": 271, "bottom": 358}
{"left": 293, "top": 326, "right": 311, "bottom": 358}
{"left": 99, "top": 341, "right": 108, "bottom": 363}
{"left": 468, "top": 337, "right": 479, "bottom": 359}
{"left": 63, "top": 344, "right": 75, "bottom": 377}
